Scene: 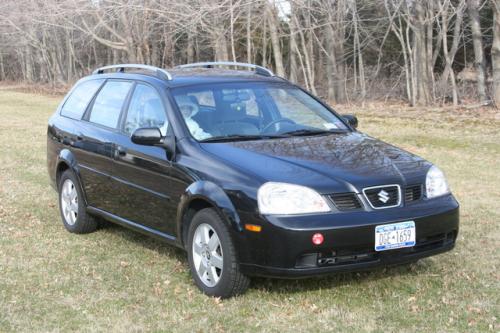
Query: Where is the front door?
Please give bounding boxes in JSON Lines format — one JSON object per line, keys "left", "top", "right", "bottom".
{"left": 110, "top": 83, "right": 177, "bottom": 236}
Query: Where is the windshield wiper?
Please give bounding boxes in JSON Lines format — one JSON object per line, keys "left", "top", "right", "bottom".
{"left": 281, "top": 128, "right": 346, "bottom": 137}
{"left": 200, "top": 134, "right": 286, "bottom": 143}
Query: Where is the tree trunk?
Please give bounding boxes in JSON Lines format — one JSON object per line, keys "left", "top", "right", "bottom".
{"left": 426, "top": 0, "right": 435, "bottom": 100}
{"left": 441, "top": 1, "right": 458, "bottom": 105}
{"left": 413, "top": 1, "right": 432, "bottom": 105}
{"left": 325, "top": 24, "right": 336, "bottom": 102}
{"left": 288, "top": 6, "right": 298, "bottom": 83}
{"left": 492, "top": 0, "right": 500, "bottom": 107}
{"left": 262, "top": 20, "right": 267, "bottom": 67}
{"left": 267, "top": 2, "right": 285, "bottom": 77}
{"left": 246, "top": 4, "right": 253, "bottom": 64}
{"left": 468, "top": 0, "right": 488, "bottom": 103}
{"left": 25, "top": 45, "right": 34, "bottom": 82}
{"left": 333, "top": 0, "right": 347, "bottom": 103}
{"left": 66, "top": 29, "right": 74, "bottom": 82}
{"left": 297, "top": 19, "right": 317, "bottom": 94}
{"left": 439, "top": 0, "right": 465, "bottom": 87}
{"left": 352, "top": 0, "right": 366, "bottom": 104}
{"left": 209, "top": 12, "right": 229, "bottom": 61}
{"left": 229, "top": 0, "right": 237, "bottom": 62}
{"left": 385, "top": 0, "right": 413, "bottom": 103}
{"left": 187, "top": 30, "right": 195, "bottom": 64}
{"left": 0, "top": 51, "right": 5, "bottom": 81}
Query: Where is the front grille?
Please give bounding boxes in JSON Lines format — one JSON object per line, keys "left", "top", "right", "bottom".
{"left": 405, "top": 184, "right": 422, "bottom": 203}
{"left": 330, "top": 193, "right": 362, "bottom": 211}
{"left": 363, "top": 185, "right": 401, "bottom": 209}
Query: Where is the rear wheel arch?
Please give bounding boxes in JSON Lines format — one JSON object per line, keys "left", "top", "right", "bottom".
{"left": 56, "top": 149, "right": 87, "bottom": 205}
{"left": 56, "top": 161, "right": 70, "bottom": 186}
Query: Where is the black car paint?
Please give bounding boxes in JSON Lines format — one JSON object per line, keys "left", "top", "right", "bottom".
{"left": 47, "top": 71, "right": 459, "bottom": 278}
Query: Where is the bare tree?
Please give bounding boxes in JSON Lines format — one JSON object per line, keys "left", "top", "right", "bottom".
{"left": 266, "top": 0, "right": 285, "bottom": 77}
{"left": 0, "top": 0, "right": 496, "bottom": 108}
{"left": 492, "top": 0, "right": 500, "bottom": 107}
{"left": 468, "top": 0, "right": 488, "bottom": 103}
{"left": 439, "top": 0, "right": 466, "bottom": 105}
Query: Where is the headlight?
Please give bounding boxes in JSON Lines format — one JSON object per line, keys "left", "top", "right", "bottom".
{"left": 257, "top": 182, "right": 331, "bottom": 215}
{"left": 425, "top": 166, "right": 450, "bottom": 199}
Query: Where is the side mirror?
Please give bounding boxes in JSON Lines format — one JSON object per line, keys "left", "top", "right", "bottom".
{"left": 342, "top": 114, "right": 358, "bottom": 129}
{"left": 131, "top": 127, "right": 162, "bottom": 146}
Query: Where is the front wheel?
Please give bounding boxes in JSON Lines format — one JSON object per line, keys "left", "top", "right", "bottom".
{"left": 187, "top": 208, "right": 250, "bottom": 298}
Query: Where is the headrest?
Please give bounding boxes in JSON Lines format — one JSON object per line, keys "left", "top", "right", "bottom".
{"left": 188, "top": 95, "right": 199, "bottom": 105}
{"left": 175, "top": 95, "right": 199, "bottom": 118}
{"left": 221, "top": 102, "right": 246, "bottom": 121}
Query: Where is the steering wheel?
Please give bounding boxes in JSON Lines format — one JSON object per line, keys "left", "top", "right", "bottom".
{"left": 261, "top": 118, "right": 295, "bottom": 133}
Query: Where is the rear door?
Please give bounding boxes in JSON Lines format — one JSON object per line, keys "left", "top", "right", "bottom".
{"left": 109, "top": 83, "right": 177, "bottom": 236}
{"left": 75, "top": 80, "right": 133, "bottom": 212}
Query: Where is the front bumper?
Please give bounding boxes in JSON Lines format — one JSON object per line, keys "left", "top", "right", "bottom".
{"left": 236, "top": 194, "right": 459, "bottom": 278}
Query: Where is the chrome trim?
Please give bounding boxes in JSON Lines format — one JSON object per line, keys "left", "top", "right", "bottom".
{"left": 93, "top": 64, "right": 173, "bottom": 80}
{"left": 362, "top": 184, "right": 402, "bottom": 210}
{"left": 176, "top": 61, "right": 275, "bottom": 77}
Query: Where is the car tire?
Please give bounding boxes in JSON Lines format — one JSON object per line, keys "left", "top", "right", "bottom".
{"left": 58, "top": 170, "right": 98, "bottom": 234}
{"left": 187, "top": 208, "right": 250, "bottom": 298}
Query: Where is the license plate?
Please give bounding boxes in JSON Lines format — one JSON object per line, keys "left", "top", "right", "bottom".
{"left": 375, "top": 221, "right": 415, "bottom": 251}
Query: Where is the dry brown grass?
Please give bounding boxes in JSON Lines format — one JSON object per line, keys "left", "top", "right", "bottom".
{"left": 0, "top": 90, "right": 499, "bottom": 332}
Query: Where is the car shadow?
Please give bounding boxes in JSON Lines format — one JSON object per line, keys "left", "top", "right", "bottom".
{"left": 250, "top": 260, "right": 434, "bottom": 295}
{"left": 97, "top": 221, "right": 436, "bottom": 295}
{"left": 98, "top": 221, "right": 187, "bottom": 263}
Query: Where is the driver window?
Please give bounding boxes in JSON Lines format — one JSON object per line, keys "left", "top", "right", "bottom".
{"left": 124, "top": 84, "right": 168, "bottom": 136}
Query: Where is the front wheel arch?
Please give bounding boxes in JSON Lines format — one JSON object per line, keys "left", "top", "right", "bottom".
{"left": 176, "top": 181, "right": 243, "bottom": 249}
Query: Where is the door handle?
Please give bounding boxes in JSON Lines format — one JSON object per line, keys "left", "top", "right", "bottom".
{"left": 115, "top": 145, "right": 127, "bottom": 157}
{"left": 76, "top": 133, "right": 83, "bottom": 141}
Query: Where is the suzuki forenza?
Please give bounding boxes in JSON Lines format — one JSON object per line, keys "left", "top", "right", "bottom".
{"left": 47, "top": 62, "right": 459, "bottom": 298}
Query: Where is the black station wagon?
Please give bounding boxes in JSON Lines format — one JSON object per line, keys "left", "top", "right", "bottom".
{"left": 47, "top": 62, "right": 459, "bottom": 297}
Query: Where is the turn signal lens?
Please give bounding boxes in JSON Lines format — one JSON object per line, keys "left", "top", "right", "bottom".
{"left": 245, "top": 224, "right": 262, "bottom": 232}
{"left": 312, "top": 233, "right": 324, "bottom": 245}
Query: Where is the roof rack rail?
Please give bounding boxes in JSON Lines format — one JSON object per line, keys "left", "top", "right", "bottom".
{"left": 176, "top": 62, "right": 274, "bottom": 77}
{"left": 93, "top": 64, "right": 173, "bottom": 81}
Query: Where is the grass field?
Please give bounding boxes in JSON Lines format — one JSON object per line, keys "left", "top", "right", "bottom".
{"left": 0, "top": 89, "right": 499, "bottom": 332}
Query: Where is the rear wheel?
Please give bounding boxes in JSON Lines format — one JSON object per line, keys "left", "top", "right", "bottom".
{"left": 58, "top": 170, "right": 97, "bottom": 234}
{"left": 187, "top": 208, "right": 250, "bottom": 298}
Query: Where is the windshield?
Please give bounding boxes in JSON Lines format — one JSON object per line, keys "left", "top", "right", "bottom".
{"left": 171, "top": 82, "right": 348, "bottom": 141}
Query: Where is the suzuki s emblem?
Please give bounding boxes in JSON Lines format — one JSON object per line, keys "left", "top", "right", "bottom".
{"left": 378, "top": 190, "right": 390, "bottom": 203}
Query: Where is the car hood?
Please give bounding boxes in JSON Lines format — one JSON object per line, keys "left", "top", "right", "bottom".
{"left": 200, "top": 132, "right": 431, "bottom": 193}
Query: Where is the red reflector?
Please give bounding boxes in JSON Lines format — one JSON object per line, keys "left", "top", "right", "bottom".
{"left": 312, "top": 233, "right": 324, "bottom": 245}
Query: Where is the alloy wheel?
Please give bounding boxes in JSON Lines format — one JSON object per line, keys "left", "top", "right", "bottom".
{"left": 60, "top": 179, "right": 78, "bottom": 226}
{"left": 192, "top": 223, "right": 224, "bottom": 287}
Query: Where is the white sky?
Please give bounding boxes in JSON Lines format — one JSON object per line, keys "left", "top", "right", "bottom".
{"left": 274, "top": 0, "right": 291, "bottom": 20}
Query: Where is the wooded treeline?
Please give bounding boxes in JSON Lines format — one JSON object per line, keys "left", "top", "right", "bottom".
{"left": 1, "top": 0, "right": 500, "bottom": 107}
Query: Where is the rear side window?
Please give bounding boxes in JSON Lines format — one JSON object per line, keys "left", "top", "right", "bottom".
{"left": 61, "top": 79, "right": 104, "bottom": 120}
{"left": 89, "top": 81, "right": 133, "bottom": 129}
